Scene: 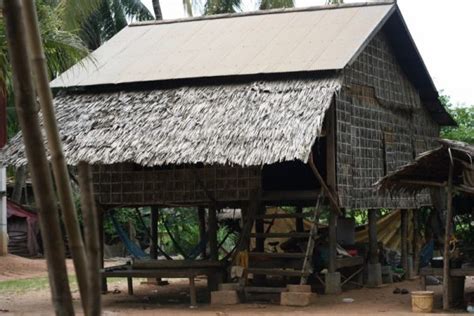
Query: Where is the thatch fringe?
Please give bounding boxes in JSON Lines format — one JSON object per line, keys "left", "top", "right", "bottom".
{"left": 2, "top": 77, "right": 341, "bottom": 167}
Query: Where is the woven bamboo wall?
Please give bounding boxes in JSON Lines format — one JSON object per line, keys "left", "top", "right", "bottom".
{"left": 92, "top": 163, "right": 261, "bottom": 207}
{"left": 336, "top": 30, "right": 439, "bottom": 209}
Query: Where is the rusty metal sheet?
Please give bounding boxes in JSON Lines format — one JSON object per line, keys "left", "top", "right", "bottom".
{"left": 50, "top": 3, "right": 394, "bottom": 88}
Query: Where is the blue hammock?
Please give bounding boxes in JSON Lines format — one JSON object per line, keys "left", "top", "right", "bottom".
{"left": 110, "top": 212, "right": 148, "bottom": 259}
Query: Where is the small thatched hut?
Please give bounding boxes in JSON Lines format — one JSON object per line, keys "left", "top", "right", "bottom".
{"left": 2, "top": 1, "right": 455, "bottom": 296}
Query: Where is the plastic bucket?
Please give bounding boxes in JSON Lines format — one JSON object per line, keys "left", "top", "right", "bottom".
{"left": 411, "top": 291, "right": 434, "bottom": 313}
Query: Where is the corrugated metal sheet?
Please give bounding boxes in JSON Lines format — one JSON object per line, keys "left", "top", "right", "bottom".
{"left": 51, "top": 3, "right": 394, "bottom": 88}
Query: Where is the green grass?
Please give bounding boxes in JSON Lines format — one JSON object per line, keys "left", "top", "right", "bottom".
{"left": 0, "top": 276, "right": 123, "bottom": 295}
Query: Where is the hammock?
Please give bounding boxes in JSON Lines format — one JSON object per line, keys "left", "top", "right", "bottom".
{"left": 110, "top": 212, "right": 148, "bottom": 259}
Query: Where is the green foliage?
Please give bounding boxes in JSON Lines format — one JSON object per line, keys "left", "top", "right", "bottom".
{"left": 440, "top": 95, "right": 474, "bottom": 144}
{"left": 259, "top": 0, "right": 294, "bottom": 10}
{"left": 204, "top": 0, "right": 241, "bottom": 15}
{"left": 79, "top": 0, "right": 153, "bottom": 50}
{"left": 1, "top": 0, "right": 89, "bottom": 139}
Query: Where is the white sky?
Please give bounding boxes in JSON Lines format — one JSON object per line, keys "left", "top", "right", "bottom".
{"left": 141, "top": 0, "right": 474, "bottom": 106}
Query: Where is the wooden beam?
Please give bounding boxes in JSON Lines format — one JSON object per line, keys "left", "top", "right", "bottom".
{"left": 308, "top": 154, "right": 341, "bottom": 216}
{"left": 368, "top": 209, "right": 378, "bottom": 265}
{"left": 443, "top": 161, "right": 454, "bottom": 310}
{"left": 399, "top": 180, "right": 446, "bottom": 187}
{"left": 261, "top": 190, "right": 322, "bottom": 202}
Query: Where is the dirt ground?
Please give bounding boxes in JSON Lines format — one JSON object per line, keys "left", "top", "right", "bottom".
{"left": 0, "top": 255, "right": 472, "bottom": 315}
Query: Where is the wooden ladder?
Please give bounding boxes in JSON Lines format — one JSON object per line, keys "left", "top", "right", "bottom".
{"left": 242, "top": 200, "right": 321, "bottom": 295}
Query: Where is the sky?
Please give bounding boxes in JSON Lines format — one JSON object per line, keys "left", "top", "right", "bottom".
{"left": 141, "top": 0, "right": 474, "bottom": 106}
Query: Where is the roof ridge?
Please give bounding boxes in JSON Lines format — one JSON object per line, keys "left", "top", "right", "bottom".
{"left": 129, "top": 1, "right": 396, "bottom": 27}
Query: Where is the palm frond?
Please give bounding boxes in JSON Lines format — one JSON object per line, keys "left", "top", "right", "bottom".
{"left": 204, "top": 0, "right": 241, "bottom": 15}
{"left": 259, "top": 0, "right": 294, "bottom": 10}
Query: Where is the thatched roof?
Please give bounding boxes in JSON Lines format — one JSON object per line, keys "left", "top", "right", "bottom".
{"left": 375, "top": 139, "right": 474, "bottom": 195}
{"left": 2, "top": 77, "right": 341, "bottom": 167}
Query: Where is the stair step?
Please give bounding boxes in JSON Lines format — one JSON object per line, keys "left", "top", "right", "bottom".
{"left": 250, "top": 232, "right": 310, "bottom": 238}
{"left": 249, "top": 252, "right": 306, "bottom": 259}
{"left": 246, "top": 268, "right": 310, "bottom": 277}
{"left": 253, "top": 213, "right": 312, "bottom": 220}
{"left": 244, "top": 286, "right": 288, "bottom": 293}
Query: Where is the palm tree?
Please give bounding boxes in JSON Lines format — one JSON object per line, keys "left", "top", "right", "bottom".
{"left": 259, "top": 0, "right": 294, "bottom": 10}
{"left": 152, "top": 0, "right": 163, "bottom": 19}
{"left": 1, "top": 0, "right": 89, "bottom": 139}
{"left": 79, "top": 0, "right": 154, "bottom": 50}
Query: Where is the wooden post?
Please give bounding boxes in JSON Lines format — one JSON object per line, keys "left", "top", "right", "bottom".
{"left": 208, "top": 206, "right": 218, "bottom": 261}
{"left": 0, "top": 86, "right": 6, "bottom": 256}
{"left": 255, "top": 204, "right": 265, "bottom": 252}
{"left": 328, "top": 211, "right": 337, "bottom": 273}
{"left": 78, "top": 162, "right": 102, "bottom": 316}
{"left": 189, "top": 277, "right": 197, "bottom": 307}
{"left": 413, "top": 209, "right": 419, "bottom": 276}
{"left": 368, "top": 209, "right": 378, "bottom": 265}
{"left": 22, "top": 0, "right": 90, "bottom": 311}
{"left": 443, "top": 161, "right": 454, "bottom": 310}
{"left": 401, "top": 209, "right": 409, "bottom": 277}
{"left": 3, "top": 0, "right": 74, "bottom": 313}
{"left": 99, "top": 210, "right": 107, "bottom": 293}
{"left": 198, "top": 207, "right": 207, "bottom": 259}
{"left": 150, "top": 207, "right": 159, "bottom": 260}
{"left": 295, "top": 206, "right": 304, "bottom": 233}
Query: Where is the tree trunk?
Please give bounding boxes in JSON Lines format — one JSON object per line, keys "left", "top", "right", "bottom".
{"left": 3, "top": 0, "right": 74, "bottom": 313}
{"left": 22, "top": 0, "right": 90, "bottom": 312}
{"left": 152, "top": 0, "right": 163, "bottom": 20}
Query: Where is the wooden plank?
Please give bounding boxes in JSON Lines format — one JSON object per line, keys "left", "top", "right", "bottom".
{"left": 246, "top": 268, "right": 310, "bottom": 277}
{"left": 420, "top": 267, "right": 474, "bottom": 277}
{"left": 250, "top": 232, "right": 310, "bottom": 238}
{"left": 248, "top": 252, "right": 305, "bottom": 259}
{"left": 335, "top": 256, "right": 364, "bottom": 269}
{"left": 131, "top": 260, "right": 222, "bottom": 269}
{"left": 102, "top": 269, "right": 217, "bottom": 278}
{"left": 253, "top": 212, "right": 312, "bottom": 220}
{"left": 261, "top": 190, "right": 322, "bottom": 202}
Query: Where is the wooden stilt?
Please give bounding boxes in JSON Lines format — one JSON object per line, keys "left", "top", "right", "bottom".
{"left": 198, "top": 207, "right": 207, "bottom": 259}
{"left": 150, "top": 207, "right": 159, "bottom": 260}
{"left": 99, "top": 210, "right": 108, "bottom": 293}
{"left": 401, "top": 209, "right": 409, "bottom": 277}
{"left": 255, "top": 204, "right": 265, "bottom": 252}
{"left": 413, "top": 209, "right": 419, "bottom": 276}
{"left": 189, "top": 277, "right": 197, "bottom": 307}
{"left": 295, "top": 206, "right": 304, "bottom": 233}
{"left": 368, "top": 209, "right": 378, "bottom": 265}
{"left": 443, "top": 161, "right": 454, "bottom": 310}
{"left": 328, "top": 210, "right": 337, "bottom": 273}
{"left": 208, "top": 206, "right": 218, "bottom": 261}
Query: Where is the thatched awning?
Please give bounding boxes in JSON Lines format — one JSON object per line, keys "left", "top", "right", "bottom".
{"left": 3, "top": 77, "right": 341, "bottom": 167}
{"left": 375, "top": 139, "right": 474, "bottom": 195}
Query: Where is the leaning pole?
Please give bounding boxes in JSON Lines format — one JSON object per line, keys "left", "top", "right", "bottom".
{"left": 3, "top": 0, "right": 74, "bottom": 314}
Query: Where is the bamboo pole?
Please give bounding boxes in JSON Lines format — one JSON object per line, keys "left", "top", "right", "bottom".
{"left": 21, "top": 0, "right": 90, "bottom": 312}
{"left": 78, "top": 162, "right": 101, "bottom": 316}
{"left": 3, "top": 0, "right": 74, "bottom": 314}
{"left": 443, "top": 160, "right": 454, "bottom": 310}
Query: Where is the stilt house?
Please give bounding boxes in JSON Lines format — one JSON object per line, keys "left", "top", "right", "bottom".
{"left": 3, "top": 1, "right": 455, "bottom": 297}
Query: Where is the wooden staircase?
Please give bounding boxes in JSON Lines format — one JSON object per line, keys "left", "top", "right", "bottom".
{"left": 241, "top": 203, "right": 321, "bottom": 296}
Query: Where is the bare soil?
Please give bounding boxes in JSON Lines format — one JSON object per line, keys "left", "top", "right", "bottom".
{"left": 0, "top": 255, "right": 472, "bottom": 315}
